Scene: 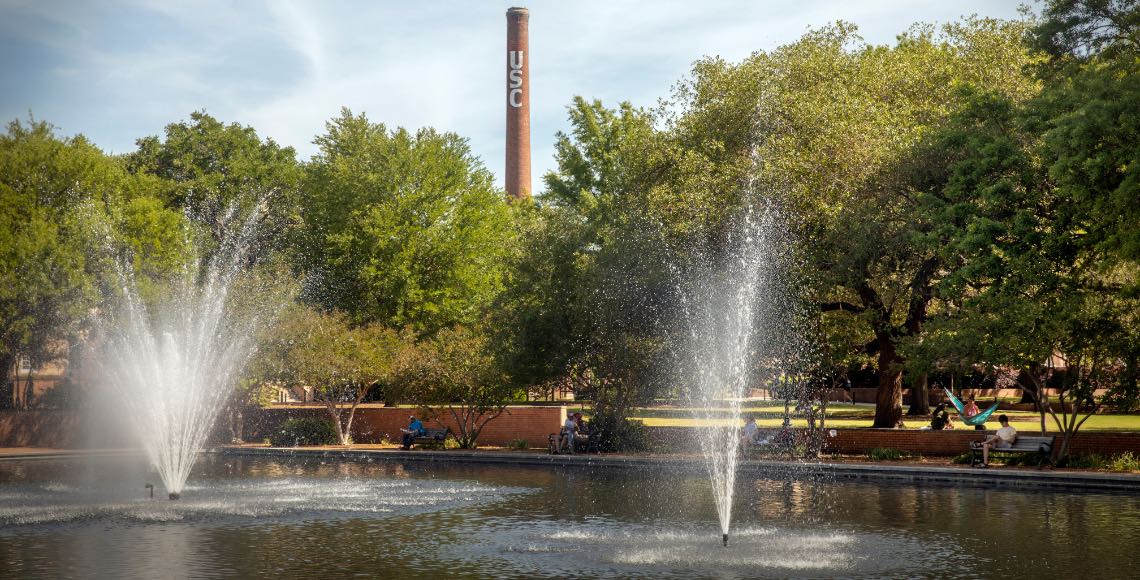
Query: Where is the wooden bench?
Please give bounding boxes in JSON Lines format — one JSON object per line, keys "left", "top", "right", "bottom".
{"left": 548, "top": 429, "right": 601, "bottom": 454}
{"left": 970, "top": 435, "right": 1056, "bottom": 468}
{"left": 411, "top": 428, "right": 450, "bottom": 449}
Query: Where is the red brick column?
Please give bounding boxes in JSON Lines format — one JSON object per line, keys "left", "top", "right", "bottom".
{"left": 505, "top": 7, "right": 531, "bottom": 199}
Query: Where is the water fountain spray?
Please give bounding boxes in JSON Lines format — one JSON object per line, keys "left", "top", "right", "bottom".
{"left": 674, "top": 204, "right": 785, "bottom": 547}
{"left": 99, "top": 207, "right": 268, "bottom": 500}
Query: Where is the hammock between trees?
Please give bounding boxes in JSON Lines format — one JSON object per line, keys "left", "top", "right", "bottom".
{"left": 943, "top": 388, "right": 999, "bottom": 427}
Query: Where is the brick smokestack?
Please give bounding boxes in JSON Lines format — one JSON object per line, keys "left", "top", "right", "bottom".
{"left": 506, "top": 7, "right": 531, "bottom": 199}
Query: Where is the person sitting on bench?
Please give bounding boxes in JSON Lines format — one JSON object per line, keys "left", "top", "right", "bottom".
{"left": 975, "top": 414, "right": 1017, "bottom": 467}
{"left": 400, "top": 415, "right": 425, "bottom": 450}
{"left": 559, "top": 413, "right": 582, "bottom": 453}
{"left": 742, "top": 416, "right": 760, "bottom": 445}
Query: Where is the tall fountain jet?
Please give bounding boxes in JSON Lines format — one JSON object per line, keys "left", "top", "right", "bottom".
{"left": 677, "top": 206, "right": 785, "bottom": 547}
{"left": 506, "top": 7, "right": 531, "bottom": 199}
{"left": 100, "top": 211, "right": 266, "bottom": 499}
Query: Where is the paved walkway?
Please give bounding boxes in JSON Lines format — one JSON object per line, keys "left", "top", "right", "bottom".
{"left": 3, "top": 445, "right": 1136, "bottom": 492}
{"left": 0, "top": 447, "right": 140, "bottom": 461}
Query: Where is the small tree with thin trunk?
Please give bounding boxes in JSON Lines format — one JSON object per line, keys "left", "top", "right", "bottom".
{"left": 402, "top": 327, "right": 515, "bottom": 449}
{"left": 249, "top": 304, "right": 402, "bottom": 445}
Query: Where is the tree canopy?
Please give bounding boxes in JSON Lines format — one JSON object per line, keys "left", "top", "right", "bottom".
{"left": 300, "top": 108, "right": 515, "bottom": 334}
{"left": 5, "top": 4, "right": 1138, "bottom": 453}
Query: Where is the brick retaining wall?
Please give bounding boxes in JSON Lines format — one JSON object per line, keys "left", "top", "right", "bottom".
{"left": 1, "top": 405, "right": 566, "bottom": 449}
{"left": 826, "top": 428, "right": 1140, "bottom": 456}
{"left": 5, "top": 408, "right": 1137, "bottom": 455}
{"left": 645, "top": 425, "right": 1140, "bottom": 457}
{"left": 0, "top": 411, "right": 81, "bottom": 447}
{"left": 243, "top": 405, "right": 566, "bottom": 447}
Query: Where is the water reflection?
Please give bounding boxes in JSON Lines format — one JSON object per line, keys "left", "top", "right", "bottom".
{"left": 1, "top": 455, "right": 1137, "bottom": 579}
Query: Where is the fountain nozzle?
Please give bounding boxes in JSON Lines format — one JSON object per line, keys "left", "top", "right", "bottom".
{"left": 722, "top": 533, "right": 729, "bottom": 547}
{"left": 168, "top": 492, "right": 180, "bottom": 500}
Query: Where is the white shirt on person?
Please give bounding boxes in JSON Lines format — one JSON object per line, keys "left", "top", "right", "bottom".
{"left": 563, "top": 418, "right": 578, "bottom": 435}
{"left": 996, "top": 425, "right": 1017, "bottom": 446}
{"left": 743, "top": 421, "right": 758, "bottom": 441}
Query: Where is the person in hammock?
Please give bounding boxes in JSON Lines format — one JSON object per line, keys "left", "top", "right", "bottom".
{"left": 963, "top": 394, "right": 985, "bottom": 430}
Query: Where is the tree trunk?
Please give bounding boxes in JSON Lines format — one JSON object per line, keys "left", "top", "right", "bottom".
{"left": 1018, "top": 378, "right": 1038, "bottom": 404}
{"left": 0, "top": 354, "right": 14, "bottom": 410}
{"left": 19, "top": 365, "right": 33, "bottom": 410}
{"left": 873, "top": 341, "right": 904, "bottom": 428}
{"left": 1023, "top": 367, "right": 1048, "bottom": 435}
{"left": 228, "top": 408, "right": 238, "bottom": 443}
{"left": 447, "top": 406, "right": 472, "bottom": 448}
{"left": 907, "top": 373, "right": 930, "bottom": 416}
{"left": 324, "top": 401, "right": 349, "bottom": 446}
{"left": 233, "top": 409, "right": 244, "bottom": 443}
{"left": 342, "top": 403, "right": 359, "bottom": 446}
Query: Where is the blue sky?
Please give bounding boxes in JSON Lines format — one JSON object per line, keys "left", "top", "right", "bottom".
{"left": 0, "top": 0, "right": 1026, "bottom": 192}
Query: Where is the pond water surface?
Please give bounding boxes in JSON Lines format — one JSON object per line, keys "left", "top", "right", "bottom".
{"left": 1, "top": 455, "right": 1137, "bottom": 579}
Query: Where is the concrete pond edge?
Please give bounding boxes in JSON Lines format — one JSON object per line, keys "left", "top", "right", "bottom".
{"left": 215, "top": 446, "right": 1140, "bottom": 493}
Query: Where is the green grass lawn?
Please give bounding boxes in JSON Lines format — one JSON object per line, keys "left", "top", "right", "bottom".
{"left": 612, "top": 403, "right": 1140, "bottom": 432}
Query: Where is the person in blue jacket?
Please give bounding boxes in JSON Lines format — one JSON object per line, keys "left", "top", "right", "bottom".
{"left": 400, "top": 415, "right": 425, "bottom": 450}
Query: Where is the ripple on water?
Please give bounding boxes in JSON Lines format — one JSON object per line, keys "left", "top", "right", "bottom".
{"left": 0, "top": 477, "right": 525, "bottom": 528}
{"left": 482, "top": 520, "right": 956, "bottom": 577}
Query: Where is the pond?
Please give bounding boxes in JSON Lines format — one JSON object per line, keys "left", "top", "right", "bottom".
{"left": 1, "top": 454, "right": 1137, "bottom": 578}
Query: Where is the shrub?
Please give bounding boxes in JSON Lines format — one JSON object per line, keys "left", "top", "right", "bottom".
{"left": 1109, "top": 452, "right": 1139, "bottom": 472}
{"left": 1001, "top": 453, "right": 1030, "bottom": 466}
{"left": 1051, "top": 453, "right": 1138, "bottom": 471}
{"left": 269, "top": 418, "right": 339, "bottom": 447}
{"left": 951, "top": 452, "right": 973, "bottom": 464}
{"left": 867, "top": 448, "right": 909, "bottom": 461}
{"left": 507, "top": 438, "right": 528, "bottom": 450}
{"left": 1056, "top": 453, "right": 1106, "bottom": 469}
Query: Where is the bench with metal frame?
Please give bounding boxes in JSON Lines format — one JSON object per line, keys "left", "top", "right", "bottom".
{"left": 410, "top": 427, "right": 451, "bottom": 449}
{"left": 548, "top": 428, "right": 601, "bottom": 454}
{"left": 970, "top": 435, "right": 1056, "bottom": 468}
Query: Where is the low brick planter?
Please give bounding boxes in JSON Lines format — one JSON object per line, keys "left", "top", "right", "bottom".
{"left": 242, "top": 405, "right": 566, "bottom": 447}
{"left": 644, "top": 425, "right": 1140, "bottom": 457}
{"left": 2, "top": 405, "right": 567, "bottom": 448}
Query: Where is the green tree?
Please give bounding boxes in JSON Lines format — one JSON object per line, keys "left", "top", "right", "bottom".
{"left": 0, "top": 180, "right": 89, "bottom": 408}
{"left": 667, "top": 19, "right": 1039, "bottom": 426}
{"left": 248, "top": 304, "right": 403, "bottom": 445}
{"left": 400, "top": 326, "right": 515, "bottom": 449}
{"left": 902, "top": 3, "right": 1140, "bottom": 457}
{"left": 492, "top": 204, "right": 585, "bottom": 395}
{"left": 520, "top": 97, "right": 678, "bottom": 419}
{"left": 1029, "top": 1, "right": 1140, "bottom": 262}
{"left": 0, "top": 118, "right": 188, "bottom": 408}
{"left": 1030, "top": 0, "right": 1139, "bottom": 59}
{"left": 301, "top": 109, "right": 513, "bottom": 334}
{"left": 126, "top": 110, "right": 303, "bottom": 252}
